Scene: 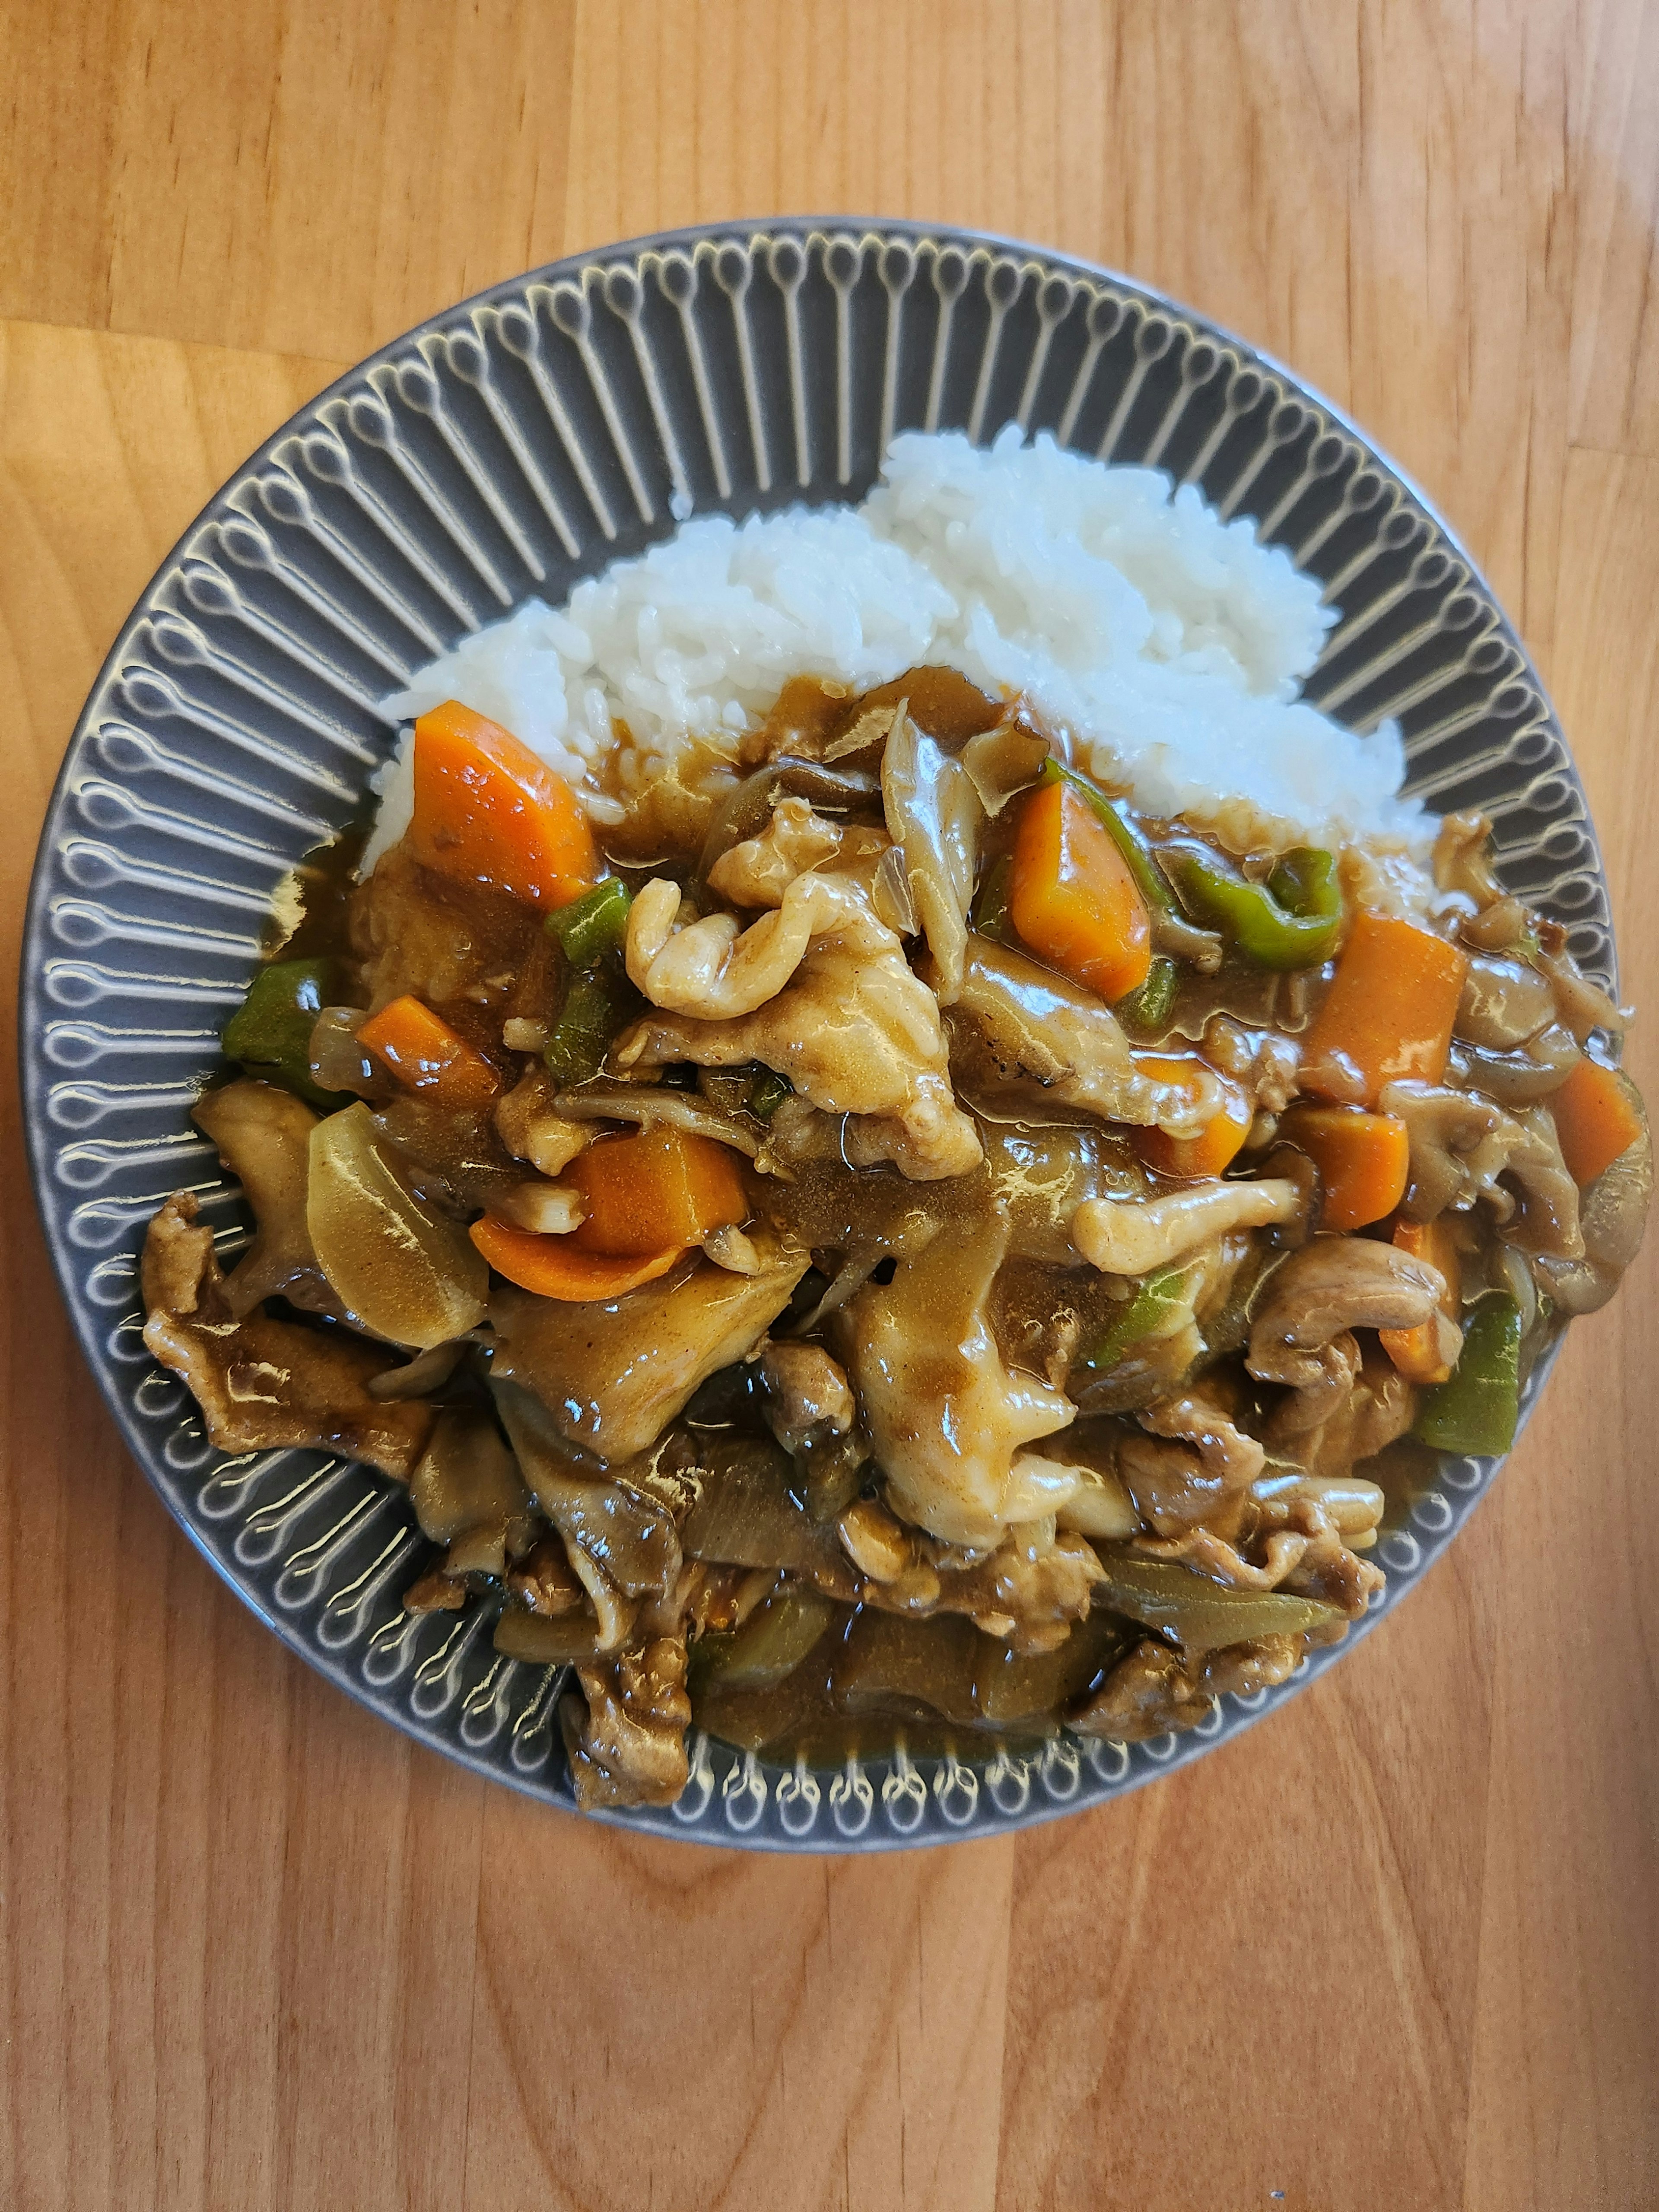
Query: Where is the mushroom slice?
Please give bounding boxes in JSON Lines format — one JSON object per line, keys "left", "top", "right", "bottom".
{"left": 1246, "top": 1236, "right": 1445, "bottom": 1390}
{"left": 193, "top": 1079, "right": 334, "bottom": 1319}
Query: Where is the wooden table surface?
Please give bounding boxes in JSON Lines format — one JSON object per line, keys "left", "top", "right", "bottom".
{"left": 3, "top": 4, "right": 1656, "bottom": 2207}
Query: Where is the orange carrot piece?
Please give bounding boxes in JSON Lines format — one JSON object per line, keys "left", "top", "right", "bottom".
{"left": 1281, "top": 1103, "right": 1410, "bottom": 1231}
{"left": 1009, "top": 779, "right": 1152, "bottom": 1004}
{"left": 409, "top": 699, "right": 598, "bottom": 909}
{"left": 469, "top": 1216, "right": 683, "bottom": 1301}
{"left": 1300, "top": 912, "right": 1468, "bottom": 1106}
{"left": 1380, "top": 1216, "right": 1462, "bottom": 1384}
{"left": 1131, "top": 1053, "right": 1253, "bottom": 1180}
{"left": 358, "top": 994, "right": 501, "bottom": 1108}
{"left": 1550, "top": 1055, "right": 1643, "bottom": 1185}
{"left": 569, "top": 1126, "right": 748, "bottom": 1257}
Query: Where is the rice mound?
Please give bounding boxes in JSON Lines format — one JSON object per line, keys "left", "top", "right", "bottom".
{"left": 371, "top": 426, "right": 1422, "bottom": 868}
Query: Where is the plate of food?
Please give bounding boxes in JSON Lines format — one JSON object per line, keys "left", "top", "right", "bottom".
{"left": 21, "top": 221, "right": 1649, "bottom": 1849}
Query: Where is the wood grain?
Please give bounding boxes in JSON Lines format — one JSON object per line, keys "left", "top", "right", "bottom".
{"left": 1, "top": 5, "right": 1655, "bottom": 2208}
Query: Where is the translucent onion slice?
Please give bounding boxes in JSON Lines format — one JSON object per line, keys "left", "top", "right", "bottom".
{"left": 307, "top": 1102, "right": 488, "bottom": 1349}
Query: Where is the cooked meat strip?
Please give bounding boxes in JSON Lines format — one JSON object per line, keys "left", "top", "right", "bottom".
{"left": 141, "top": 1192, "right": 433, "bottom": 1477}
{"left": 561, "top": 1637, "right": 693, "bottom": 1812}
{"left": 618, "top": 928, "right": 981, "bottom": 1180}
{"left": 1070, "top": 1633, "right": 1308, "bottom": 1742}
{"left": 842, "top": 1208, "right": 1077, "bottom": 1547}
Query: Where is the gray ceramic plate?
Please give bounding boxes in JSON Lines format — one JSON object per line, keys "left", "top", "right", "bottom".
{"left": 20, "top": 220, "right": 1613, "bottom": 1850}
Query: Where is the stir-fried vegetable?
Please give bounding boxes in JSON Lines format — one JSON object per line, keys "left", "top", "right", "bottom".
{"left": 470, "top": 1215, "right": 683, "bottom": 1301}
{"left": 409, "top": 1406, "right": 533, "bottom": 1545}
{"left": 970, "top": 854, "right": 1014, "bottom": 943}
{"left": 1093, "top": 1551, "right": 1343, "bottom": 1647}
{"left": 357, "top": 994, "right": 501, "bottom": 1109}
{"left": 138, "top": 655, "right": 1655, "bottom": 1812}
{"left": 692, "top": 1586, "right": 834, "bottom": 1693}
{"left": 973, "top": 1612, "right": 1125, "bottom": 1726}
{"left": 569, "top": 1126, "right": 748, "bottom": 1256}
{"left": 833, "top": 1611, "right": 982, "bottom": 1725}
{"left": 1301, "top": 911, "right": 1469, "bottom": 1103}
{"left": 1132, "top": 1053, "right": 1252, "bottom": 1179}
{"left": 1114, "top": 954, "right": 1180, "bottom": 1036}
{"left": 1078, "top": 1266, "right": 1190, "bottom": 1371}
{"left": 679, "top": 1437, "right": 849, "bottom": 1577}
{"left": 746, "top": 1067, "right": 792, "bottom": 1120}
{"left": 1163, "top": 843, "right": 1342, "bottom": 970}
{"left": 1046, "top": 761, "right": 1170, "bottom": 912}
{"left": 1280, "top": 1102, "right": 1410, "bottom": 1230}
{"left": 307, "top": 1102, "right": 488, "bottom": 1347}
{"left": 1415, "top": 1293, "right": 1522, "bottom": 1456}
{"left": 409, "top": 698, "right": 597, "bottom": 909}
{"left": 882, "top": 702, "right": 981, "bottom": 1000}
{"left": 545, "top": 875, "right": 632, "bottom": 967}
{"left": 1010, "top": 776, "right": 1152, "bottom": 1003}
{"left": 1379, "top": 1216, "right": 1462, "bottom": 1384}
{"left": 1550, "top": 1055, "right": 1643, "bottom": 1185}
{"left": 543, "top": 970, "right": 627, "bottom": 1088}
{"left": 222, "top": 956, "right": 350, "bottom": 1111}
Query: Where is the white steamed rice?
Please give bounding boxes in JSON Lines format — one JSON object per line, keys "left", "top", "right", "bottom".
{"left": 367, "top": 426, "right": 1422, "bottom": 870}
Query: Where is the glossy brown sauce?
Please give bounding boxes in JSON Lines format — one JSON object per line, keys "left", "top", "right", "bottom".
{"left": 270, "top": 669, "right": 1411, "bottom": 1776}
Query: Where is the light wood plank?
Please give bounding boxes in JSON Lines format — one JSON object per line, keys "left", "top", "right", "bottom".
{"left": 1460, "top": 445, "right": 1659, "bottom": 2212}
{"left": 0, "top": 0, "right": 578, "bottom": 365}
{"left": 0, "top": 318, "right": 487, "bottom": 2212}
{"left": 463, "top": 1807, "right": 1011, "bottom": 2212}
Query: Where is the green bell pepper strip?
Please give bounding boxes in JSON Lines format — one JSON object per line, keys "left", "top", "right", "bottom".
{"left": 1164, "top": 843, "right": 1342, "bottom": 970}
{"left": 1115, "top": 953, "right": 1180, "bottom": 1035}
{"left": 545, "top": 875, "right": 632, "bottom": 968}
{"left": 1093, "top": 1551, "right": 1343, "bottom": 1649}
{"left": 543, "top": 971, "right": 626, "bottom": 1089}
{"left": 1079, "top": 1265, "right": 1189, "bottom": 1372}
{"left": 971, "top": 854, "right": 1014, "bottom": 943}
{"left": 1415, "top": 1293, "right": 1522, "bottom": 1456}
{"left": 221, "top": 956, "right": 350, "bottom": 1110}
{"left": 747, "top": 1067, "right": 792, "bottom": 1121}
{"left": 1043, "top": 760, "right": 1171, "bottom": 912}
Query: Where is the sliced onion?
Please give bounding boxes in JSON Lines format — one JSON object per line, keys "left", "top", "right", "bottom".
{"left": 309, "top": 1006, "right": 376, "bottom": 1094}
{"left": 960, "top": 721, "right": 1049, "bottom": 816}
{"left": 306, "top": 1102, "right": 488, "bottom": 1349}
{"left": 871, "top": 843, "right": 917, "bottom": 935}
{"left": 881, "top": 704, "right": 979, "bottom": 1001}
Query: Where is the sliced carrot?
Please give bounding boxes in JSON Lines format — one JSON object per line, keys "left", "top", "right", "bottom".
{"left": 1281, "top": 1103, "right": 1410, "bottom": 1231}
{"left": 1550, "top": 1055, "right": 1644, "bottom": 1185}
{"left": 1300, "top": 912, "right": 1468, "bottom": 1106}
{"left": 409, "top": 699, "right": 598, "bottom": 910}
{"left": 569, "top": 1126, "right": 749, "bottom": 1257}
{"left": 469, "top": 1215, "right": 683, "bottom": 1301}
{"left": 1131, "top": 1053, "right": 1253, "bottom": 1180}
{"left": 1380, "top": 1216, "right": 1462, "bottom": 1384}
{"left": 358, "top": 994, "right": 501, "bottom": 1108}
{"left": 1009, "top": 778, "right": 1152, "bottom": 1004}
